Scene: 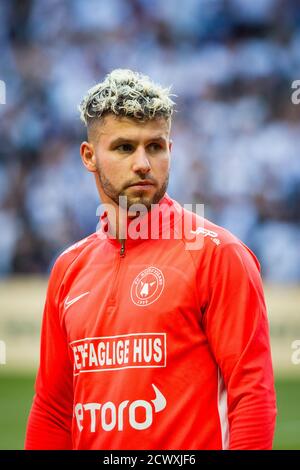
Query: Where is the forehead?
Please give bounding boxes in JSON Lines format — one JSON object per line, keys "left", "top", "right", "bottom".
{"left": 92, "top": 115, "right": 170, "bottom": 144}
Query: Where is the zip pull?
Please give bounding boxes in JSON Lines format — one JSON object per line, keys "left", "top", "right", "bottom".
{"left": 120, "top": 240, "right": 126, "bottom": 257}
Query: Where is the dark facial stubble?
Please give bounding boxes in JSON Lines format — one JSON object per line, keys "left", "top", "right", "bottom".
{"left": 97, "top": 165, "right": 169, "bottom": 211}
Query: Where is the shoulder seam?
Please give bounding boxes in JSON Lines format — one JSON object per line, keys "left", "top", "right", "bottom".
{"left": 56, "top": 234, "right": 99, "bottom": 284}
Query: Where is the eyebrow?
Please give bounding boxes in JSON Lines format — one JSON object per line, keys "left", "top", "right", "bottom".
{"left": 109, "top": 136, "right": 167, "bottom": 148}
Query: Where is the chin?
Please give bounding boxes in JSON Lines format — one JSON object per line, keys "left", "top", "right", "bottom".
{"left": 127, "top": 195, "right": 152, "bottom": 211}
{"left": 121, "top": 186, "right": 166, "bottom": 211}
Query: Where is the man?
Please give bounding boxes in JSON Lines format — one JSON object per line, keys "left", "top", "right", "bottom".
{"left": 25, "top": 69, "right": 276, "bottom": 450}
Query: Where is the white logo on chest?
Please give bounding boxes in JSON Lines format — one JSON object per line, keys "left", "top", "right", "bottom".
{"left": 131, "top": 267, "right": 164, "bottom": 306}
{"left": 65, "top": 292, "right": 90, "bottom": 310}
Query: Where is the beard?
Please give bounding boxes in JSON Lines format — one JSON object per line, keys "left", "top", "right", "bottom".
{"left": 97, "top": 168, "right": 169, "bottom": 212}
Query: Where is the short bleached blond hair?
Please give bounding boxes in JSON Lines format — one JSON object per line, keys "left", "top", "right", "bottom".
{"left": 79, "top": 69, "right": 175, "bottom": 126}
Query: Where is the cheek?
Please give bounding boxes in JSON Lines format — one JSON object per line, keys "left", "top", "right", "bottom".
{"left": 154, "top": 156, "right": 170, "bottom": 176}
{"left": 96, "top": 156, "right": 117, "bottom": 177}
{"left": 98, "top": 159, "right": 127, "bottom": 188}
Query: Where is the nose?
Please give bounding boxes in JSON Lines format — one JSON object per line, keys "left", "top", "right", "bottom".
{"left": 131, "top": 147, "right": 151, "bottom": 174}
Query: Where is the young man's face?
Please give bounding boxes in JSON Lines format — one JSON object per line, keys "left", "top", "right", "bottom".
{"left": 80, "top": 114, "right": 172, "bottom": 211}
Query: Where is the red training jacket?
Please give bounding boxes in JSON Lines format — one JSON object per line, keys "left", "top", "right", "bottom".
{"left": 25, "top": 194, "right": 276, "bottom": 450}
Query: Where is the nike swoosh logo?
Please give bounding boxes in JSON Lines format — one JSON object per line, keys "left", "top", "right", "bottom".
{"left": 65, "top": 292, "right": 90, "bottom": 310}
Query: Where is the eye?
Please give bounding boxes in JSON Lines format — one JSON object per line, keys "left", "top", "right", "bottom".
{"left": 148, "top": 142, "right": 163, "bottom": 152}
{"left": 116, "top": 143, "right": 134, "bottom": 153}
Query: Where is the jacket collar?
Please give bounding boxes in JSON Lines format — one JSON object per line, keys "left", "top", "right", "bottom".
{"left": 98, "top": 193, "right": 183, "bottom": 249}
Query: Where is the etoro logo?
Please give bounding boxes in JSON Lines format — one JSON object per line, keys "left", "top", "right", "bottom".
{"left": 131, "top": 266, "right": 164, "bottom": 306}
{"left": 74, "top": 384, "right": 166, "bottom": 433}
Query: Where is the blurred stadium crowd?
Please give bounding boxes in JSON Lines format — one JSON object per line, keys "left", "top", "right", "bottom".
{"left": 0, "top": 0, "right": 300, "bottom": 281}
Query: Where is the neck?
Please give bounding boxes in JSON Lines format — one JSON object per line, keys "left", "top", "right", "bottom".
{"left": 103, "top": 201, "right": 146, "bottom": 243}
{"left": 99, "top": 192, "right": 169, "bottom": 244}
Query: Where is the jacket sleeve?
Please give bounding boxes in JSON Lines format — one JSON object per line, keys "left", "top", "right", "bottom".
{"left": 202, "top": 242, "right": 277, "bottom": 450}
{"left": 25, "top": 258, "right": 73, "bottom": 449}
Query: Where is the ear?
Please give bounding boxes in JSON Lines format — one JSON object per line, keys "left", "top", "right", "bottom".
{"left": 80, "top": 141, "right": 97, "bottom": 173}
{"left": 169, "top": 139, "right": 173, "bottom": 152}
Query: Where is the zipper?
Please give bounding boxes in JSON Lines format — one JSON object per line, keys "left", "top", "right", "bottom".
{"left": 120, "top": 239, "right": 125, "bottom": 257}
{"left": 107, "top": 240, "right": 126, "bottom": 308}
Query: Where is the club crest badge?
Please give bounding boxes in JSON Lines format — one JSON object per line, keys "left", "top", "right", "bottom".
{"left": 131, "top": 267, "right": 165, "bottom": 306}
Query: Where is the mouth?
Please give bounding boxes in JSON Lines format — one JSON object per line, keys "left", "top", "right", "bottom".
{"left": 127, "top": 180, "right": 155, "bottom": 190}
